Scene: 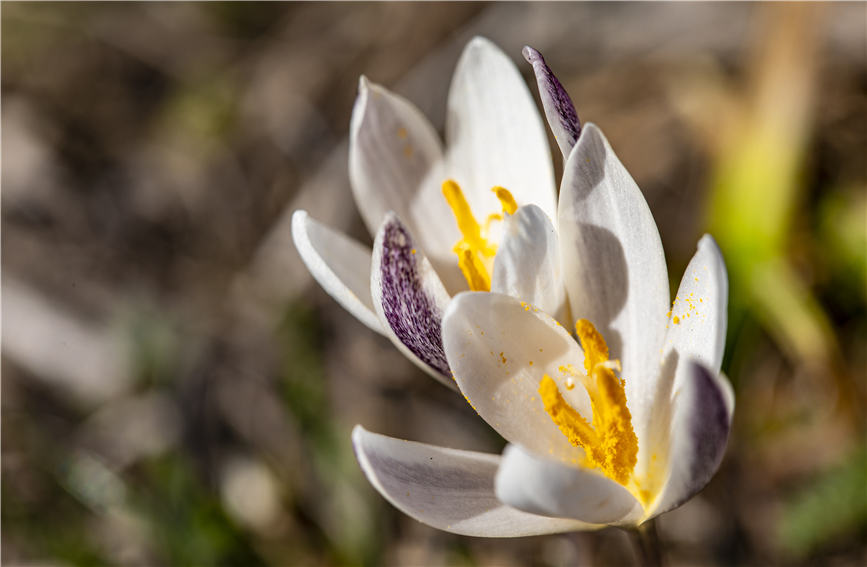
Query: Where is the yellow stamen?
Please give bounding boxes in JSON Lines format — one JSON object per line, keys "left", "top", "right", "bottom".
{"left": 442, "top": 180, "right": 500, "bottom": 291}
{"left": 575, "top": 318, "right": 609, "bottom": 372}
{"left": 492, "top": 186, "right": 518, "bottom": 215}
{"left": 538, "top": 319, "right": 638, "bottom": 486}
{"left": 442, "top": 180, "right": 488, "bottom": 252}
{"left": 540, "top": 375, "right": 598, "bottom": 448}
{"left": 457, "top": 247, "right": 490, "bottom": 292}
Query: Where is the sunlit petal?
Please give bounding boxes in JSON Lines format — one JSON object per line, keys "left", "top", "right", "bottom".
{"left": 446, "top": 37, "right": 556, "bottom": 222}
{"left": 663, "top": 234, "right": 729, "bottom": 373}
{"left": 496, "top": 444, "right": 642, "bottom": 525}
{"left": 559, "top": 123, "right": 670, "bottom": 447}
{"left": 491, "top": 204, "right": 566, "bottom": 320}
{"left": 442, "top": 291, "right": 593, "bottom": 464}
{"left": 349, "top": 77, "right": 458, "bottom": 271}
{"left": 352, "top": 426, "right": 594, "bottom": 536}
{"left": 291, "top": 210, "right": 383, "bottom": 335}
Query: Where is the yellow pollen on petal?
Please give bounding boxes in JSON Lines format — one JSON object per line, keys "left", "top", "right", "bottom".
{"left": 492, "top": 186, "right": 518, "bottom": 215}
{"left": 538, "top": 320, "right": 639, "bottom": 487}
{"left": 442, "top": 179, "right": 513, "bottom": 292}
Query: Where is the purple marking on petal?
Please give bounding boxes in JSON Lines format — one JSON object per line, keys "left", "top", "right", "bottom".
{"left": 687, "top": 362, "right": 731, "bottom": 483}
{"left": 379, "top": 219, "right": 450, "bottom": 377}
{"left": 523, "top": 46, "right": 581, "bottom": 157}
{"left": 659, "top": 361, "right": 731, "bottom": 514}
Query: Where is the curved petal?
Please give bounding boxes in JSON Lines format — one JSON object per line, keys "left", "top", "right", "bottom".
{"left": 648, "top": 360, "right": 732, "bottom": 518}
{"left": 663, "top": 235, "right": 728, "bottom": 373}
{"left": 371, "top": 213, "right": 456, "bottom": 388}
{"left": 522, "top": 46, "right": 581, "bottom": 160}
{"left": 352, "top": 426, "right": 593, "bottom": 537}
{"left": 349, "top": 77, "right": 458, "bottom": 271}
{"left": 558, "top": 123, "right": 670, "bottom": 446}
{"left": 637, "top": 236, "right": 729, "bottom": 484}
{"left": 446, "top": 37, "right": 556, "bottom": 223}
{"left": 442, "top": 291, "right": 593, "bottom": 464}
{"left": 491, "top": 204, "right": 566, "bottom": 321}
{"left": 291, "top": 210, "right": 384, "bottom": 335}
{"left": 496, "top": 444, "right": 642, "bottom": 525}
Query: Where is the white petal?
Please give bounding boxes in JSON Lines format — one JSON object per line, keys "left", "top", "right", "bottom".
{"left": 636, "top": 236, "right": 729, "bottom": 484}
{"left": 558, "top": 123, "right": 670, "bottom": 443}
{"left": 717, "top": 371, "right": 735, "bottom": 419}
{"left": 496, "top": 445, "right": 642, "bottom": 525}
{"left": 291, "top": 210, "right": 383, "bottom": 335}
{"left": 648, "top": 361, "right": 732, "bottom": 518}
{"left": 352, "top": 426, "right": 593, "bottom": 537}
{"left": 662, "top": 235, "right": 728, "bottom": 373}
{"left": 491, "top": 204, "right": 566, "bottom": 320}
{"left": 522, "top": 46, "right": 581, "bottom": 160}
{"left": 442, "top": 291, "right": 593, "bottom": 464}
{"left": 349, "top": 77, "right": 459, "bottom": 278}
{"left": 446, "top": 37, "right": 556, "bottom": 223}
{"left": 371, "top": 213, "right": 456, "bottom": 388}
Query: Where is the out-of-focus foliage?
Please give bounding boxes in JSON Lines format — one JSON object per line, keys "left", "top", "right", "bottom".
{"left": 2, "top": 3, "right": 865, "bottom": 566}
{"left": 778, "top": 444, "right": 867, "bottom": 559}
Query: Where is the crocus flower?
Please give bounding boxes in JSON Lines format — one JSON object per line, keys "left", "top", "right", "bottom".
{"left": 292, "top": 37, "right": 565, "bottom": 388}
{"left": 352, "top": 45, "right": 734, "bottom": 535}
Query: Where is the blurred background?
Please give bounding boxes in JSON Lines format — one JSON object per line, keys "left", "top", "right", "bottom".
{"left": 2, "top": 3, "right": 865, "bottom": 566}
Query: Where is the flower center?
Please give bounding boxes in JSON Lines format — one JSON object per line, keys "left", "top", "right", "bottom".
{"left": 441, "top": 179, "right": 518, "bottom": 291}
{"left": 538, "top": 319, "right": 638, "bottom": 487}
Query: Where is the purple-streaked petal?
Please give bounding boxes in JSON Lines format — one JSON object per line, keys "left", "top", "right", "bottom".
{"left": 349, "top": 77, "right": 459, "bottom": 279}
{"left": 352, "top": 426, "right": 595, "bottom": 537}
{"left": 371, "top": 213, "right": 455, "bottom": 388}
{"left": 291, "top": 210, "right": 384, "bottom": 335}
{"left": 496, "top": 444, "right": 643, "bottom": 525}
{"left": 649, "top": 360, "right": 732, "bottom": 518}
{"left": 558, "top": 123, "right": 670, "bottom": 452}
{"left": 446, "top": 37, "right": 557, "bottom": 224}
{"left": 522, "top": 46, "right": 581, "bottom": 160}
{"left": 442, "top": 291, "right": 593, "bottom": 464}
{"left": 491, "top": 204, "right": 566, "bottom": 321}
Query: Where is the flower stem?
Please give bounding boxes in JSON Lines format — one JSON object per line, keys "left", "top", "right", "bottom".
{"left": 628, "top": 520, "right": 663, "bottom": 567}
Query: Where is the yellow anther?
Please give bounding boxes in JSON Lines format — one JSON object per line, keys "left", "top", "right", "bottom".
{"left": 539, "top": 320, "right": 638, "bottom": 487}
{"left": 492, "top": 186, "right": 518, "bottom": 215}
{"left": 442, "top": 180, "right": 487, "bottom": 251}
{"left": 483, "top": 213, "right": 503, "bottom": 233}
{"left": 442, "top": 179, "right": 503, "bottom": 291}
{"left": 539, "top": 375, "right": 598, "bottom": 448}
{"left": 575, "top": 318, "right": 609, "bottom": 373}
{"left": 456, "top": 247, "right": 489, "bottom": 291}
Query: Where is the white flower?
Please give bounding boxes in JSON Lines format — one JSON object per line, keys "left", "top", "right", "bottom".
{"left": 351, "top": 45, "right": 734, "bottom": 535}
{"left": 292, "top": 37, "right": 565, "bottom": 388}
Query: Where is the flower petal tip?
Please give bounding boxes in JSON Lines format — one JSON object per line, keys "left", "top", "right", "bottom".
{"left": 522, "top": 46, "right": 580, "bottom": 158}
{"left": 467, "top": 35, "right": 495, "bottom": 51}
{"left": 350, "top": 424, "right": 367, "bottom": 461}
{"left": 698, "top": 233, "right": 721, "bottom": 254}
{"left": 291, "top": 208, "right": 308, "bottom": 229}
{"left": 521, "top": 45, "right": 542, "bottom": 64}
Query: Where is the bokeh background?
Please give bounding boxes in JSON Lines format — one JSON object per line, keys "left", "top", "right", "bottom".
{"left": 3, "top": 2, "right": 865, "bottom": 566}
